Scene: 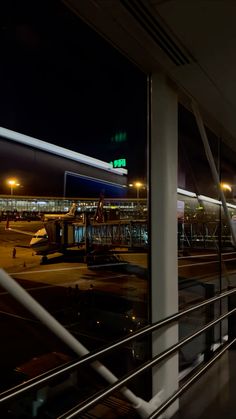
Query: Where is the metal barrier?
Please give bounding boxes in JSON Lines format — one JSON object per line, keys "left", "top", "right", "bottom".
{"left": 0, "top": 268, "right": 236, "bottom": 418}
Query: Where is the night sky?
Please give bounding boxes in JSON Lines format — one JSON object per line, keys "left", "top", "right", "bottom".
{"left": 0, "top": 0, "right": 147, "bottom": 186}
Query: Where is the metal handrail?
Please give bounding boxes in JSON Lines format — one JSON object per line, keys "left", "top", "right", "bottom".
{"left": 46, "top": 305, "right": 236, "bottom": 418}
{"left": 0, "top": 286, "right": 236, "bottom": 405}
{"left": 148, "top": 337, "right": 236, "bottom": 419}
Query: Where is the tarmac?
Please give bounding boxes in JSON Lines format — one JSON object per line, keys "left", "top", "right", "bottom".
{"left": 0, "top": 244, "right": 41, "bottom": 272}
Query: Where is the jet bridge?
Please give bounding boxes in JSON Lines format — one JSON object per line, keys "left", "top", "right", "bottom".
{"left": 87, "top": 219, "right": 148, "bottom": 249}
{"left": 44, "top": 219, "right": 148, "bottom": 252}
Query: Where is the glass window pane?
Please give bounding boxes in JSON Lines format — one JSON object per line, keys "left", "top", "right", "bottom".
{"left": 0, "top": 1, "right": 149, "bottom": 408}
{"left": 178, "top": 104, "right": 221, "bottom": 373}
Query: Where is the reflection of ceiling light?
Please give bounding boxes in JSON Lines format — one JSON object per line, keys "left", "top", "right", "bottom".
{"left": 198, "top": 195, "right": 221, "bottom": 205}
{"left": 178, "top": 188, "right": 236, "bottom": 210}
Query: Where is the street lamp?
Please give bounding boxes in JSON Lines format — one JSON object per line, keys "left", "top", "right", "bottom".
{"left": 129, "top": 181, "right": 143, "bottom": 200}
{"left": 7, "top": 179, "right": 20, "bottom": 195}
{"left": 221, "top": 183, "right": 232, "bottom": 192}
{"left": 134, "top": 181, "right": 142, "bottom": 200}
{"left": 220, "top": 182, "right": 234, "bottom": 202}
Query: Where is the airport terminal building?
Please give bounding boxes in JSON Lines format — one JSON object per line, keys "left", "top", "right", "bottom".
{"left": 0, "top": 127, "right": 127, "bottom": 198}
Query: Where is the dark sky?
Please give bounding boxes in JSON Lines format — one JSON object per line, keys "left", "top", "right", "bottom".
{"left": 178, "top": 104, "right": 236, "bottom": 197}
{"left": 0, "top": 0, "right": 147, "bottom": 182}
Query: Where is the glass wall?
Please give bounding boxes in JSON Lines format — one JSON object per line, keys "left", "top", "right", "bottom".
{"left": 178, "top": 104, "right": 236, "bottom": 375}
{"left": 0, "top": 1, "right": 149, "bottom": 415}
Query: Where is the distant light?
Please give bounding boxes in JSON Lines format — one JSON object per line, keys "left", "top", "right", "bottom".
{"left": 111, "top": 131, "right": 127, "bottom": 143}
{"left": 129, "top": 181, "right": 144, "bottom": 189}
{"left": 221, "top": 183, "right": 232, "bottom": 192}
{"left": 7, "top": 178, "right": 20, "bottom": 187}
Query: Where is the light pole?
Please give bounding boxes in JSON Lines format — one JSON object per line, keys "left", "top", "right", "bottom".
{"left": 129, "top": 181, "right": 144, "bottom": 204}
{"left": 7, "top": 179, "right": 20, "bottom": 195}
{"left": 134, "top": 181, "right": 142, "bottom": 200}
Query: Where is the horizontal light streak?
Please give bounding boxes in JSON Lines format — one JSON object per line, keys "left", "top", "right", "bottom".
{"left": 178, "top": 189, "right": 236, "bottom": 210}
{"left": 65, "top": 171, "right": 127, "bottom": 187}
{"left": 198, "top": 195, "right": 221, "bottom": 205}
{"left": 177, "top": 188, "right": 196, "bottom": 197}
{"left": 226, "top": 203, "right": 236, "bottom": 209}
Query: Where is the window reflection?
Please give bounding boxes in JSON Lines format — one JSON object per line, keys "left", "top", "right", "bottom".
{"left": 0, "top": 0, "right": 149, "bottom": 407}
{"left": 178, "top": 103, "right": 236, "bottom": 379}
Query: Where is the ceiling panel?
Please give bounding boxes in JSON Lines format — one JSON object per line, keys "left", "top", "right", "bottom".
{"left": 64, "top": 0, "right": 236, "bottom": 143}
{"left": 155, "top": 0, "right": 236, "bottom": 120}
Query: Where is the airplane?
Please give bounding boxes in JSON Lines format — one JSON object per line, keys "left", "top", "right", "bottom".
{"left": 6, "top": 221, "right": 50, "bottom": 255}
{"left": 6, "top": 220, "right": 87, "bottom": 260}
{"left": 5, "top": 202, "right": 85, "bottom": 259}
{"left": 43, "top": 203, "right": 78, "bottom": 221}
{"left": 6, "top": 197, "right": 148, "bottom": 262}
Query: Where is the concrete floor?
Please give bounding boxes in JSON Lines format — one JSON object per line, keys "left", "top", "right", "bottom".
{"left": 172, "top": 349, "right": 236, "bottom": 419}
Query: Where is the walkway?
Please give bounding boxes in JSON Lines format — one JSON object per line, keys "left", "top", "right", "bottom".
{"left": 173, "top": 349, "right": 236, "bottom": 419}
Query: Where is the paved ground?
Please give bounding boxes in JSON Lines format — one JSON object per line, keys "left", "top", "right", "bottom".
{"left": 0, "top": 220, "right": 148, "bottom": 364}
{"left": 172, "top": 350, "right": 236, "bottom": 419}
{"left": 0, "top": 220, "right": 42, "bottom": 270}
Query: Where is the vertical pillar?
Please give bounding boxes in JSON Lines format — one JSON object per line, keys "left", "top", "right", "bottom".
{"left": 63, "top": 171, "right": 67, "bottom": 197}
{"left": 150, "top": 73, "right": 179, "bottom": 416}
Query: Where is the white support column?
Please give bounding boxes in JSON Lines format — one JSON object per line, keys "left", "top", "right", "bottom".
{"left": 150, "top": 73, "right": 179, "bottom": 417}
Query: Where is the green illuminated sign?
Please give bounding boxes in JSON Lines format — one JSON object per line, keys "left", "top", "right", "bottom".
{"left": 111, "top": 132, "right": 127, "bottom": 143}
{"left": 110, "top": 158, "right": 127, "bottom": 168}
